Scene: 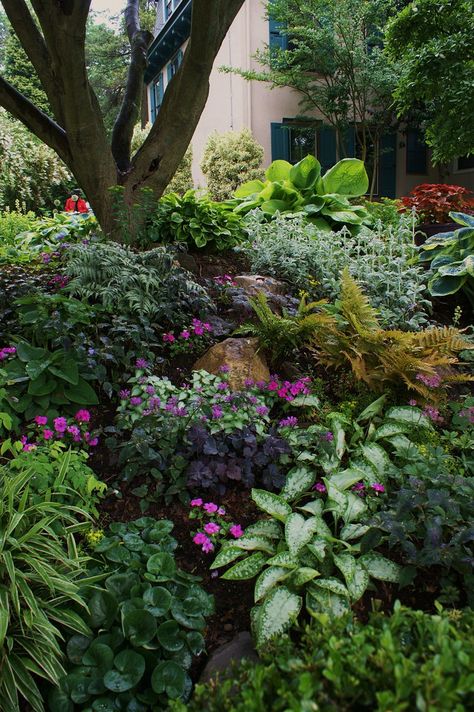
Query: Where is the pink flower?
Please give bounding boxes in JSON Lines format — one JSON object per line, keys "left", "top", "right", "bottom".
{"left": 89, "top": 437, "right": 99, "bottom": 447}
{"left": 202, "top": 538, "right": 215, "bottom": 553}
{"left": 67, "top": 425, "right": 80, "bottom": 436}
{"left": 211, "top": 405, "right": 223, "bottom": 419}
{"left": 43, "top": 429, "right": 54, "bottom": 440}
{"left": 53, "top": 417, "right": 68, "bottom": 433}
{"left": 180, "top": 330, "right": 190, "bottom": 340}
{"left": 230, "top": 524, "right": 244, "bottom": 538}
{"left": 145, "top": 385, "right": 155, "bottom": 395}
{"left": 23, "top": 443, "right": 36, "bottom": 452}
{"left": 409, "top": 399, "right": 417, "bottom": 406}
{"left": 371, "top": 483, "right": 385, "bottom": 494}
{"left": 279, "top": 416, "right": 298, "bottom": 428}
{"left": 34, "top": 415, "right": 48, "bottom": 426}
{"left": 193, "top": 532, "right": 208, "bottom": 545}
{"left": 203, "top": 502, "right": 218, "bottom": 514}
{"left": 267, "top": 380, "right": 279, "bottom": 391}
{"left": 217, "top": 507, "right": 226, "bottom": 515}
{"left": 75, "top": 409, "right": 91, "bottom": 423}
{"left": 313, "top": 482, "right": 327, "bottom": 493}
{"left": 256, "top": 406, "right": 269, "bottom": 416}
{"left": 163, "top": 332, "right": 175, "bottom": 343}
{"left": 193, "top": 326, "right": 204, "bottom": 336}
{"left": 204, "top": 522, "right": 220, "bottom": 535}
{"left": 191, "top": 498, "right": 203, "bottom": 507}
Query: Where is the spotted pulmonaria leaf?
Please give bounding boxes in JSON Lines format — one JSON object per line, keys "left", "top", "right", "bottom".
{"left": 221, "top": 552, "right": 268, "bottom": 581}
{"left": 210, "top": 546, "right": 244, "bottom": 570}
{"left": 359, "top": 552, "right": 401, "bottom": 582}
{"left": 251, "top": 489, "right": 292, "bottom": 522}
{"left": 285, "top": 514, "right": 318, "bottom": 556}
{"left": 254, "top": 587, "right": 302, "bottom": 647}
{"left": 280, "top": 466, "right": 315, "bottom": 502}
{"left": 254, "top": 566, "right": 290, "bottom": 602}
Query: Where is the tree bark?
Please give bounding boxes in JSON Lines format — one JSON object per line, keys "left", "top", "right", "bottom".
{"left": 0, "top": 0, "right": 246, "bottom": 238}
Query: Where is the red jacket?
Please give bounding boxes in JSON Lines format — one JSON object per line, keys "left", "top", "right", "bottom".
{"left": 64, "top": 197, "right": 88, "bottom": 213}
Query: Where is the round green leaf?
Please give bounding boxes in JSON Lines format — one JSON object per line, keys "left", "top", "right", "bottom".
{"left": 143, "top": 586, "right": 172, "bottom": 616}
{"left": 82, "top": 643, "right": 114, "bottom": 671}
{"left": 122, "top": 609, "right": 157, "bottom": 646}
{"left": 265, "top": 159, "right": 292, "bottom": 182}
{"left": 146, "top": 552, "right": 176, "bottom": 580}
{"left": 87, "top": 590, "right": 118, "bottom": 629}
{"left": 321, "top": 158, "right": 369, "bottom": 197}
{"left": 157, "top": 620, "right": 184, "bottom": 652}
{"left": 103, "top": 650, "right": 145, "bottom": 693}
{"left": 151, "top": 661, "right": 187, "bottom": 699}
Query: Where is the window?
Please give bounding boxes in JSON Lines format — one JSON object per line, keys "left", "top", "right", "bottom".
{"left": 167, "top": 49, "right": 183, "bottom": 83}
{"left": 288, "top": 125, "right": 317, "bottom": 164}
{"left": 406, "top": 128, "right": 427, "bottom": 174}
{"left": 456, "top": 155, "right": 474, "bottom": 172}
{"left": 164, "top": 0, "right": 182, "bottom": 20}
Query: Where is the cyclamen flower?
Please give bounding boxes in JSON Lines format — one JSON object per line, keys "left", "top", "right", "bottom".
{"left": 204, "top": 522, "right": 220, "bottom": 535}
{"left": 119, "top": 389, "right": 130, "bottom": 399}
{"left": 75, "top": 409, "right": 91, "bottom": 423}
{"left": 130, "top": 397, "right": 142, "bottom": 406}
{"left": 53, "top": 417, "right": 68, "bottom": 433}
{"left": 371, "top": 483, "right": 385, "bottom": 494}
{"left": 203, "top": 502, "right": 218, "bottom": 514}
{"left": 34, "top": 415, "right": 48, "bottom": 426}
{"left": 279, "top": 416, "right": 298, "bottom": 428}
{"left": 135, "top": 358, "right": 149, "bottom": 369}
{"left": 190, "top": 498, "right": 203, "bottom": 507}
{"left": 229, "top": 524, "right": 244, "bottom": 539}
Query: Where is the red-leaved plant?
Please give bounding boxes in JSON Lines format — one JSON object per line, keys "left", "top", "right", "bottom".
{"left": 401, "top": 183, "right": 474, "bottom": 224}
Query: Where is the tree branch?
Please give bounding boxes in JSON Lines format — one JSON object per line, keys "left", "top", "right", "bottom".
{"left": 0, "top": 75, "right": 72, "bottom": 165}
{"left": 127, "top": 0, "right": 245, "bottom": 194}
{"left": 112, "top": 0, "right": 153, "bottom": 174}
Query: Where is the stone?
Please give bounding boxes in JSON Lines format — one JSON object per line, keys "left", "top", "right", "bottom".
{"left": 175, "top": 252, "right": 199, "bottom": 275}
{"left": 234, "top": 274, "right": 286, "bottom": 298}
{"left": 200, "top": 632, "right": 259, "bottom": 684}
{"left": 193, "top": 337, "right": 270, "bottom": 390}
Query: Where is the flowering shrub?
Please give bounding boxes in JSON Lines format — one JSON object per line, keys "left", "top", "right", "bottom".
{"left": 21, "top": 409, "right": 99, "bottom": 452}
{"left": 401, "top": 183, "right": 474, "bottom": 224}
{"left": 189, "top": 499, "right": 244, "bottom": 554}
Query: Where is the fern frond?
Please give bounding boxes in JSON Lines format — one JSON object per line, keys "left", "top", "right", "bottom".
{"left": 339, "top": 268, "right": 380, "bottom": 333}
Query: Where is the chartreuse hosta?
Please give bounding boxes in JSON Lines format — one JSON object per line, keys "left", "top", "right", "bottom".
{"left": 211, "top": 401, "right": 433, "bottom": 647}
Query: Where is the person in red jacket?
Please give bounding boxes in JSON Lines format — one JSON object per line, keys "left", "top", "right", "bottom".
{"left": 64, "top": 190, "right": 89, "bottom": 213}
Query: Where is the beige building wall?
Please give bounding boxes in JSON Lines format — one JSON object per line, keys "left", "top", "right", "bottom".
{"left": 148, "top": 0, "right": 474, "bottom": 195}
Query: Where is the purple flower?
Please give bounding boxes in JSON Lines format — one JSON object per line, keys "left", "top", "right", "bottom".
{"left": 89, "top": 437, "right": 99, "bottom": 447}
{"left": 135, "top": 358, "right": 149, "bottom": 369}
{"left": 313, "top": 482, "right": 327, "bottom": 493}
{"left": 322, "top": 431, "right": 334, "bottom": 442}
{"left": 193, "top": 532, "right": 208, "bottom": 545}
{"left": 371, "top": 483, "right": 385, "bottom": 494}
{"left": 352, "top": 482, "right": 366, "bottom": 497}
{"left": 67, "top": 425, "right": 80, "bottom": 436}
{"left": 204, "top": 522, "right": 220, "bottom": 535}
{"left": 34, "top": 415, "right": 48, "bottom": 426}
{"left": 53, "top": 417, "right": 68, "bottom": 433}
{"left": 163, "top": 332, "right": 175, "bottom": 343}
{"left": 211, "top": 405, "right": 223, "bottom": 419}
{"left": 75, "top": 409, "right": 91, "bottom": 423}
{"left": 244, "top": 378, "right": 254, "bottom": 388}
{"left": 409, "top": 399, "right": 417, "bottom": 406}
{"left": 229, "top": 524, "right": 244, "bottom": 538}
{"left": 256, "top": 405, "right": 269, "bottom": 416}
{"left": 119, "top": 389, "right": 130, "bottom": 399}
{"left": 130, "top": 397, "right": 142, "bottom": 406}
{"left": 217, "top": 382, "right": 229, "bottom": 391}
{"left": 279, "top": 416, "right": 298, "bottom": 428}
{"left": 202, "top": 538, "right": 214, "bottom": 553}
{"left": 148, "top": 397, "right": 161, "bottom": 409}
{"left": 203, "top": 502, "right": 218, "bottom": 514}
{"left": 145, "top": 385, "right": 155, "bottom": 395}
{"left": 191, "top": 498, "right": 203, "bottom": 507}
{"left": 416, "top": 372, "right": 442, "bottom": 388}
{"left": 219, "top": 364, "right": 230, "bottom": 373}
{"left": 217, "top": 507, "right": 226, "bottom": 515}
{"left": 180, "top": 330, "right": 190, "bottom": 340}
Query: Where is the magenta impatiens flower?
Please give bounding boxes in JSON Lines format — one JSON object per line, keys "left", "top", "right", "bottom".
{"left": 34, "top": 415, "right": 48, "bottom": 426}
{"left": 229, "top": 524, "right": 244, "bottom": 538}
{"left": 163, "top": 332, "right": 175, "bottom": 343}
{"left": 313, "top": 482, "right": 327, "bottom": 493}
{"left": 204, "top": 522, "right": 220, "bottom": 535}
{"left": 203, "top": 502, "right": 218, "bottom": 514}
{"left": 43, "top": 429, "right": 54, "bottom": 440}
{"left": 180, "top": 330, "right": 190, "bottom": 340}
{"left": 193, "top": 532, "right": 208, "bottom": 545}
{"left": 75, "top": 409, "right": 91, "bottom": 423}
{"left": 371, "top": 483, "right": 386, "bottom": 494}
{"left": 202, "top": 538, "right": 214, "bottom": 553}
{"left": 53, "top": 417, "right": 68, "bottom": 433}
{"left": 191, "top": 498, "right": 203, "bottom": 507}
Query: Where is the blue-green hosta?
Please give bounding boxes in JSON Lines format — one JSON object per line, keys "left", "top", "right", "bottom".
{"left": 231, "top": 154, "right": 370, "bottom": 232}
{"left": 211, "top": 468, "right": 401, "bottom": 648}
{"left": 418, "top": 211, "right": 474, "bottom": 307}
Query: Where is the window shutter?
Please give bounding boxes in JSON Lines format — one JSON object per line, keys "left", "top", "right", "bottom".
{"left": 379, "top": 133, "right": 397, "bottom": 198}
{"left": 318, "top": 126, "right": 337, "bottom": 174}
{"left": 149, "top": 83, "right": 156, "bottom": 123}
{"left": 271, "top": 122, "right": 290, "bottom": 161}
{"left": 178, "top": 48, "right": 184, "bottom": 67}
{"left": 406, "top": 129, "right": 427, "bottom": 175}
{"left": 341, "top": 126, "right": 356, "bottom": 158}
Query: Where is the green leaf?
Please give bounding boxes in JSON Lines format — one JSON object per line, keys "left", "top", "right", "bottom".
{"left": 25, "top": 359, "right": 50, "bottom": 380}
{"left": 357, "top": 395, "right": 387, "bottom": 421}
{"left": 429, "top": 273, "right": 466, "bottom": 296}
{"left": 122, "top": 610, "right": 157, "bottom": 646}
{"left": 251, "top": 489, "right": 292, "bottom": 522}
{"left": 265, "top": 159, "right": 292, "bottom": 181}
{"left": 254, "top": 587, "right": 302, "bottom": 647}
{"left": 359, "top": 552, "right": 401, "bottom": 582}
{"left": 289, "top": 567, "right": 320, "bottom": 587}
{"left": 231, "top": 535, "right": 276, "bottom": 554}
{"left": 103, "top": 650, "right": 145, "bottom": 693}
{"left": 261, "top": 199, "right": 290, "bottom": 215}
{"left": 280, "top": 466, "right": 315, "bottom": 502}
{"left": 321, "top": 158, "right": 368, "bottom": 197}
{"left": 234, "top": 179, "right": 265, "bottom": 198}
{"left": 285, "top": 513, "right": 318, "bottom": 556}
{"left": 289, "top": 154, "right": 321, "bottom": 190}
{"left": 306, "top": 586, "right": 351, "bottom": 619}
{"left": 146, "top": 552, "right": 176, "bottom": 580}
{"left": 64, "top": 377, "right": 99, "bottom": 405}
{"left": 87, "top": 590, "right": 118, "bottom": 629}
{"left": 254, "top": 566, "right": 290, "bottom": 602}
{"left": 49, "top": 357, "right": 79, "bottom": 385}
{"left": 151, "top": 661, "right": 187, "bottom": 699}
{"left": 15, "top": 342, "right": 48, "bottom": 363}
{"left": 82, "top": 643, "right": 114, "bottom": 671}
{"left": 210, "top": 546, "right": 245, "bottom": 570}
{"left": 360, "top": 443, "right": 391, "bottom": 476}
{"left": 265, "top": 551, "right": 299, "bottom": 568}
{"left": 142, "top": 586, "right": 172, "bottom": 616}
{"left": 157, "top": 620, "right": 184, "bottom": 652}
{"left": 244, "top": 520, "right": 282, "bottom": 540}
{"left": 312, "top": 577, "right": 350, "bottom": 597}
{"left": 384, "top": 406, "right": 431, "bottom": 429}
{"left": 221, "top": 552, "right": 267, "bottom": 580}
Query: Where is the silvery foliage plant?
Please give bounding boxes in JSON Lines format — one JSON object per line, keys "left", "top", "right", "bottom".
{"left": 243, "top": 211, "right": 432, "bottom": 330}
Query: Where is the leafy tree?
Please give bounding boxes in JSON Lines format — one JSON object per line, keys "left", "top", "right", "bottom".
{"left": 0, "top": 0, "right": 244, "bottom": 236}
{"left": 3, "top": 27, "right": 50, "bottom": 114}
{"left": 201, "top": 128, "right": 264, "bottom": 201}
{"left": 225, "top": 0, "right": 400, "bottom": 195}
{"left": 386, "top": 0, "right": 474, "bottom": 164}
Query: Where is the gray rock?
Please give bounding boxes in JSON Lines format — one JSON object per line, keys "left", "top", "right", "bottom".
{"left": 234, "top": 274, "right": 286, "bottom": 298}
{"left": 200, "top": 632, "right": 259, "bottom": 684}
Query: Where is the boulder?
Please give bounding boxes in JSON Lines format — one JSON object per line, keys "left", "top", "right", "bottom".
{"left": 233, "top": 274, "right": 286, "bottom": 298}
{"left": 200, "top": 632, "right": 259, "bottom": 684}
{"left": 193, "top": 337, "right": 270, "bottom": 390}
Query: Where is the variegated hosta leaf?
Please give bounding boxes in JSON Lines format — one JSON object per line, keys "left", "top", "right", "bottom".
{"left": 221, "top": 552, "right": 268, "bottom": 581}
{"left": 340, "top": 523, "right": 369, "bottom": 541}
{"left": 306, "top": 536, "right": 327, "bottom": 562}
{"left": 311, "top": 577, "right": 350, "bottom": 597}
{"left": 280, "top": 466, "right": 316, "bottom": 502}
{"left": 297, "top": 499, "right": 323, "bottom": 516}
{"left": 288, "top": 566, "right": 320, "bottom": 587}
{"left": 265, "top": 551, "right": 299, "bottom": 569}
{"left": 359, "top": 443, "right": 391, "bottom": 476}
{"left": 251, "top": 489, "right": 292, "bottom": 522}
{"left": 244, "top": 520, "right": 282, "bottom": 540}
{"left": 231, "top": 535, "right": 276, "bottom": 555}
{"left": 384, "top": 406, "right": 431, "bottom": 430}
{"left": 210, "top": 546, "right": 245, "bottom": 570}
{"left": 285, "top": 513, "right": 320, "bottom": 556}
{"left": 306, "top": 587, "right": 350, "bottom": 619}
{"left": 254, "top": 566, "right": 290, "bottom": 602}
{"left": 359, "top": 552, "right": 401, "bottom": 582}
{"left": 254, "top": 587, "right": 302, "bottom": 647}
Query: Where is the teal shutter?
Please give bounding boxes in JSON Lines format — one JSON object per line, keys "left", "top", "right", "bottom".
{"left": 271, "top": 122, "right": 290, "bottom": 161}
{"left": 150, "top": 82, "right": 156, "bottom": 123}
{"left": 269, "top": 16, "right": 288, "bottom": 50}
{"left": 318, "top": 126, "right": 337, "bottom": 174}
{"left": 178, "top": 48, "right": 184, "bottom": 67}
{"left": 167, "top": 63, "right": 173, "bottom": 82}
{"left": 379, "top": 133, "right": 397, "bottom": 198}
{"left": 341, "top": 126, "right": 356, "bottom": 158}
{"left": 406, "top": 129, "right": 427, "bottom": 174}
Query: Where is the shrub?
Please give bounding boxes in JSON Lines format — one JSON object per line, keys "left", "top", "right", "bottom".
{"left": 201, "top": 128, "right": 264, "bottom": 201}
{"left": 146, "top": 190, "right": 245, "bottom": 250}
{"left": 50, "top": 518, "right": 214, "bottom": 710}
{"left": 165, "top": 146, "right": 194, "bottom": 196}
{"left": 418, "top": 211, "right": 474, "bottom": 308}
{"left": 243, "top": 211, "right": 431, "bottom": 330}
{"left": 0, "top": 468, "right": 92, "bottom": 712}
{"left": 0, "top": 109, "right": 72, "bottom": 212}
{"left": 65, "top": 241, "right": 212, "bottom": 325}
{"left": 401, "top": 183, "right": 474, "bottom": 224}
{"left": 174, "top": 605, "right": 474, "bottom": 712}
{"left": 0, "top": 208, "right": 35, "bottom": 244}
